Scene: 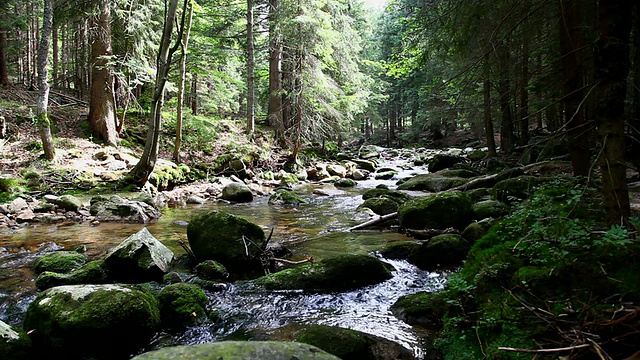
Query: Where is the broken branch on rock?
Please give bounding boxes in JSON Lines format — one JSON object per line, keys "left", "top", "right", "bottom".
{"left": 348, "top": 212, "right": 398, "bottom": 231}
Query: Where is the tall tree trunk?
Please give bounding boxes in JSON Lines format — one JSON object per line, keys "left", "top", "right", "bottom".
{"left": 519, "top": 18, "right": 530, "bottom": 147}
{"left": 191, "top": 72, "right": 198, "bottom": 115}
{"left": 129, "top": 0, "right": 187, "bottom": 186}
{"left": 559, "top": 0, "right": 590, "bottom": 176}
{"left": 268, "top": 0, "right": 284, "bottom": 147}
{"left": 52, "top": 23, "right": 58, "bottom": 87}
{"left": 497, "top": 40, "right": 514, "bottom": 154}
{"left": 484, "top": 57, "right": 496, "bottom": 156}
{"left": 88, "top": 0, "right": 118, "bottom": 146}
{"left": 37, "top": 0, "right": 55, "bottom": 160}
{"left": 594, "top": 1, "right": 632, "bottom": 226}
{"left": 246, "top": 0, "right": 255, "bottom": 138}
{"left": 174, "top": 0, "right": 194, "bottom": 163}
{"left": 0, "top": 30, "right": 8, "bottom": 87}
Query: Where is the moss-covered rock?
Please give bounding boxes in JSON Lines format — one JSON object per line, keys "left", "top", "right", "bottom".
{"left": 374, "top": 170, "right": 397, "bottom": 180}
{"left": 408, "top": 234, "right": 471, "bottom": 270}
{"left": 54, "top": 194, "right": 83, "bottom": 211}
{"left": 465, "top": 188, "right": 491, "bottom": 202}
{"left": 131, "top": 341, "right": 340, "bottom": 360}
{"left": 187, "top": 210, "right": 265, "bottom": 278}
{"left": 23, "top": 284, "right": 160, "bottom": 359}
{"left": 357, "top": 197, "right": 399, "bottom": 216}
{"left": 352, "top": 159, "right": 376, "bottom": 172}
{"left": 255, "top": 254, "right": 394, "bottom": 292}
{"left": 268, "top": 189, "right": 307, "bottom": 205}
{"left": 294, "top": 324, "right": 413, "bottom": 360}
{"left": 390, "top": 291, "right": 448, "bottom": 327}
{"left": 221, "top": 182, "right": 253, "bottom": 203}
{"left": 362, "top": 188, "right": 411, "bottom": 204}
{"left": 89, "top": 195, "right": 162, "bottom": 223}
{"left": 398, "top": 191, "right": 473, "bottom": 230}
{"left": 104, "top": 227, "right": 174, "bottom": 283}
{"left": 434, "top": 168, "right": 480, "bottom": 178}
{"left": 334, "top": 178, "right": 357, "bottom": 187}
{"left": 427, "top": 154, "right": 464, "bottom": 172}
{"left": 492, "top": 176, "right": 542, "bottom": 204}
{"left": 472, "top": 199, "right": 509, "bottom": 220}
{"left": 378, "top": 241, "right": 419, "bottom": 260}
{"left": 194, "top": 259, "right": 229, "bottom": 280}
{"left": 157, "top": 283, "right": 209, "bottom": 329}
{"left": 461, "top": 222, "right": 488, "bottom": 244}
{"left": 33, "top": 251, "right": 87, "bottom": 275}
{"left": 0, "top": 320, "right": 31, "bottom": 360}
{"left": 150, "top": 161, "right": 190, "bottom": 191}
{"left": 397, "top": 173, "right": 468, "bottom": 192}
{"left": 35, "top": 259, "right": 110, "bottom": 290}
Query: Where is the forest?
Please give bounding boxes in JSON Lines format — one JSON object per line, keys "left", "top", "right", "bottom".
{"left": 0, "top": 0, "right": 639, "bottom": 359}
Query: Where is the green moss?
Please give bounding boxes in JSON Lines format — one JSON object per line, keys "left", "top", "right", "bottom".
{"left": 357, "top": 197, "right": 399, "bottom": 216}
{"left": 398, "top": 191, "right": 473, "bottom": 230}
{"left": 157, "top": 283, "right": 209, "bottom": 329}
{"left": 256, "top": 254, "right": 393, "bottom": 292}
{"left": 295, "top": 325, "right": 372, "bottom": 360}
{"left": 194, "top": 260, "right": 229, "bottom": 280}
{"left": 361, "top": 188, "right": 411, "bottom": 204}
{"left": 390, "top": 291, "right": 448, "bottom": 326}
{"left": 33, "top": 251, "right": 87, "bottom": 275}
{"left": 35, "top": 260, "right": 110, "bottom": 290}
{"left": 268, "top": 189, "right": 307, "bottom": 205}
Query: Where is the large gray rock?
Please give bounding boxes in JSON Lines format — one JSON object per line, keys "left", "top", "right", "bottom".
{"left": 54, "top": 194, "right": 83, "bottom": 212}
{"left": 104, "top": 227, "right": 174, "bottom": 282}
{"left": 23, "top": 284, "right": 160, "bottom": 359}
{"left": 89, "top": 195, "right": 162, "bottom": 223}
{"left": 187, "top": 210, "right": 265, "bottom": 277}
{"left": 131, "top": 341, "right": 340, "bottom": 360}
{"left": 221, "top": 182, "right": 254, "bottom": 203}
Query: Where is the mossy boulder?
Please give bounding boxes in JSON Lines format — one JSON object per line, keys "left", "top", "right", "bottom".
{"left": 221, "top": 182, "right": 253, "bottom": 203}
{"left": 23, "top": 284, "right": 160, "bottom": 359}
{"left": 256, "top": 254, "right": 394, "bottom": 292}
{"left": 492, "top": 176, "right": 542, "bottom": 204}
{"left": 0, "top": 320, "right": 31, "bottom": 360}
{"left": 104, "top": 227, "right": 174, "bottom": 282}
{"left": 194, "top": 260, "right": 229, "bottom": 280}
{"left": 397, "top": 173, "right": 468, "bottom": 192}
{"left": 465, "top": 188, "right": 491, "bottom": 202}
{"left": 390, "top": 291, "right": 447, "bottom": 327}
{"left": 35, "top": 260, "right": 110, "bottom": 290}
{"left": 131, "top": 341, "right": 340, "bottom": 360}
{"left": 362, "top": 188, "right": 411, "bottom": 205}
{"left": 378, "top": 241, "right": 419, "bottom": 260}
{"left": 187, "top": 210, "right": 265, "bottom": 277}
{"left": 357, "top": 197, "right": 399, "bottom": 216}
{"left": 408, "top": 234, "right": 471, "bottom": 270}
{"left": 427, "top": 154, "right": 464, "bottom": 172}
{"left": 268, "top": 189, "right": 307, "bottom": 205}
{"left": 33, "top": 251, "right": 87, "bottom": 275}
{"left": 150, "top": 161, "right": 190, "bottom": 191}
{"left": 472, "top": 199, "right": 509, "bottom": 220}
{"left": 157, "top": 283, "right": 209, "bottom": 329}
{"left": 294, "top": 324, "right": 414, "bottom": 360}
{"left": 54, "top": 194, "right": 83, "bottom": 212}
{"left": 352, "top": 159, "right": 376, "bottom": 172}
{"left": 334, "top": 178, "right": 357, "bottom": 187}
{"left": 374, "top": 170, "right": 397, "bottom": 180}
{"left": 398, "top": 191, "right": 473, "bottom": 230}
{"left": 434, "top": 168, "right": 480, "bottom": 178}
{"left": 461, "top": 222, "right": 488, "bottom": 244}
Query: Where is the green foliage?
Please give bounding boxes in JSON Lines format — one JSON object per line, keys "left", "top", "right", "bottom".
{"left": 435, "top": 176, "right": 640, "bottom": 359}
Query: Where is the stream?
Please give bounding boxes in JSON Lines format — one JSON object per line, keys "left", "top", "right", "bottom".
{"left": 0, "top": 151, "right": 452, "bottom": 359}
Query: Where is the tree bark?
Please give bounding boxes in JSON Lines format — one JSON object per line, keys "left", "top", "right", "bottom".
{"left": 484, "top": 56, "right": 496, "bottom": 156}
{"left": 191, "top": 72, "right": 198, "bottom": 115}
{"left": 268, "top": 0, "right": 285, "bottom": 147}
{"left": 559, "top": 0, "right": 590, "bottom": 176}
{"left": 594, "top": 1, "right": 632, "bottom": 226}
{"left": 174, "top": 0, "right": 194, "bottom": 163}
{"left": 519, "top": 13, "right": 530, "bottom": 147}
{"left": 246, "top": 0, "right": 255, "bottom": 138}
{"left": 88, "top": 0, "right": 118, "bottom": 146}
{"left": 37, "top": 0, "right": 55, "bottom": 160}
{"left": 129, "top": 0, "right": 187, "bottom": 186}
{"left": 497, "top": 40, "right": 514, "bottom": 154}
{"left": 0, "top": 30, "right": 8, "bottom": 87}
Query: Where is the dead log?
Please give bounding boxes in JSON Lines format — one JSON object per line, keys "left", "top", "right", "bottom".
{"left": 348, "top": 212, "right": 398, "bottom": 231}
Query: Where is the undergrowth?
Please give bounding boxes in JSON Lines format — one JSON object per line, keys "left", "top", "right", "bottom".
{"left": 435, "top": 176, "right": 640, "bottom": 359}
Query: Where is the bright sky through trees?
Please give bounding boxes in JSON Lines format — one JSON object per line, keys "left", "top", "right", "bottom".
{"left": 362, "top": 0, "right": 388, "bottom": 11}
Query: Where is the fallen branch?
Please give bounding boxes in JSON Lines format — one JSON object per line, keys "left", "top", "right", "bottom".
{"left": 498, "top": 344, "right": 590, "bottom": 353}
{"left": 269, "top": 257, "right": 312, "bottom": 265}
{"left": 348, "top": 212, "right": 398, "bottom": 231}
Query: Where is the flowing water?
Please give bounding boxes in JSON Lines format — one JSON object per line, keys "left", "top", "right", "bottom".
{"left": 0, "top": 151, "right": 450, "bottom": 359}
